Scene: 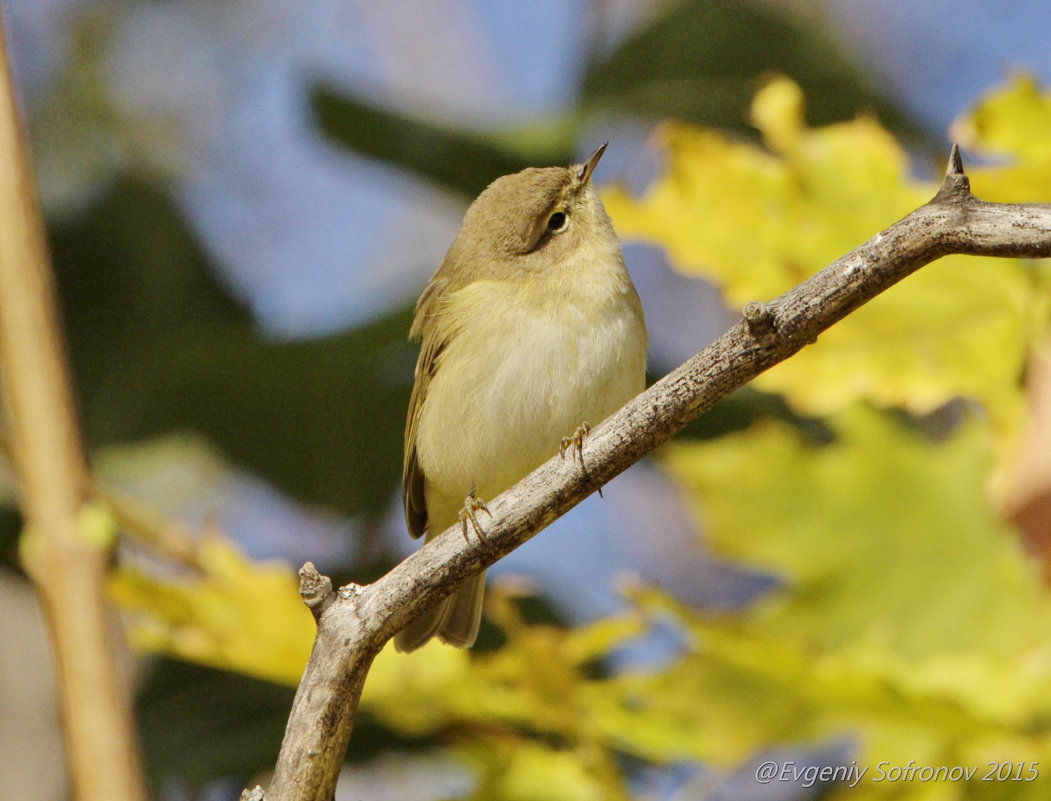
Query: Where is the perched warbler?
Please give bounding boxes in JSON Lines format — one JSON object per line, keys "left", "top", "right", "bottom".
{"left": 395, "top": 144, "right": 647, "bottom": 651}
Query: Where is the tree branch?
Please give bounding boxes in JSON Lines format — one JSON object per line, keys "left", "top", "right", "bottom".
{"left": 254, "top": 148, "right": 1051, "bottom": 801}
{"left": 0, "top": 15, "right": 147, "bottom": 801}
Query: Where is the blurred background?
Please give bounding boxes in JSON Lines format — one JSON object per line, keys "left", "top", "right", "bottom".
{"left": 3, "top": 1, "right": 1051, "bottom": 800}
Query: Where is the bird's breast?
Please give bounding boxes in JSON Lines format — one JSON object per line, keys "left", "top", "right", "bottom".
{"left": 415, "top": 266, "right": 646, "bottom": 503}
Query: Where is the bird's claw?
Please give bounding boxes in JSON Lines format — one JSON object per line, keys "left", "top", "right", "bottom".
{"left": 560, "top": 422, "right": 592, "bottom": 464}
{"left": 458, "top": 494, "right": 492, "bottom": 545}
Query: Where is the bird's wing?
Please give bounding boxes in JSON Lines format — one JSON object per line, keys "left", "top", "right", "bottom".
{"left": 403, "top": 277, "right": 448, "bottom": 539}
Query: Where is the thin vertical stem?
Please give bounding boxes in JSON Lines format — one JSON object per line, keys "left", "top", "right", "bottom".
{"left": 0, "top": 14, "right": 146, "bottom": 801}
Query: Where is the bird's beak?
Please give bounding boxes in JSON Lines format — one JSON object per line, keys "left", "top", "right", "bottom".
{"left": 577, "top": 142, "right": 608, "bottom": 186}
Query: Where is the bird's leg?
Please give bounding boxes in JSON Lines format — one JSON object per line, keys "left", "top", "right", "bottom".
{"left": 458, "top": 493, "right": 492, "bottom": 545}
{"left": 560, "top": 422, "right": 604, "bottom": 497}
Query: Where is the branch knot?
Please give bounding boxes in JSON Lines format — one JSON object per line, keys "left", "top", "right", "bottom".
{"left": 298, "top": 562, "right": 334, "bottom": 620}
{"left": 743, "top": 300, "right": 776, "bottom": 337}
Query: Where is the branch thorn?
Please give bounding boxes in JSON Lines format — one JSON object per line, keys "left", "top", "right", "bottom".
{"left": 934, "top": 143, "right": 971, "bottom": 201}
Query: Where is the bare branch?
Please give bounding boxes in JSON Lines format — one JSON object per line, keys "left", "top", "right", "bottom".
{"left": 254, "top": 150, "right": 1051, "bottom": 801}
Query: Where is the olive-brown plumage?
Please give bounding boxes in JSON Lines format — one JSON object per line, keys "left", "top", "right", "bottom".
{"left": 395, "top": 145, "right": 647, "bottom": 652}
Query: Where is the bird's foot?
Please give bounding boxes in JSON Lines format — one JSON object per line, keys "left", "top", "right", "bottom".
{"left": 560, "top": 422, "right": 592, "bottom": 464}
{"left": 458, "top": 493, "right": 492, "bottom": 545}
{"left": 560, "top": 422, "right": 605, "bottom": 497}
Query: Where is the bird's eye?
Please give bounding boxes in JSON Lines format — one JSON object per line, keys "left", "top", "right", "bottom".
{"left": 547, "top": 211, "right": 568, "bottom": 233}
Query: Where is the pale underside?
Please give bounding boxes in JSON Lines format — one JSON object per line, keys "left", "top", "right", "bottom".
{"left": 396, "top": 218, "right": 646, "bottom": 651}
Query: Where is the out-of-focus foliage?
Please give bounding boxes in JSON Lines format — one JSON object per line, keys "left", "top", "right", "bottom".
{"left": 135, "top": 658, "right": 296, "bottom": 790}
{"left": 665, "top": 408, "right": 1051, "bottom": 656}
{"left": 604, "top": 76, "right": 1051, "bottom": 440}
{"left": 116, "top": 555, "right": 658, "bottom": 798}
{"left": 613, "top": 77, "right": 1049, "bottom": 799}
{"left": 954, "top": 75, "right": 1051, "bottom": 164}
{"left": 310, "top": 1, "right": 917, "bottom": 203}
{"left": 50, "top": 178, "right": 413, "bottom": 517}
{"left": 639, "top": 404, "right": 1051, "bottom": 801}
{"left": 662, "top": 410, "right": 1051, "bottom": 766}
{"left": 93, "top": 69, "right": 1051, "bottom": 799}
{"left": 582, "top": 0, "right": 916, "bottom": 139}
{"left": 111, "top": 535, "right": 314, "bottom": 686}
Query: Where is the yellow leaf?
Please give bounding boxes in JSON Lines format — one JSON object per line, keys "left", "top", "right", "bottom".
{"left": 361, "top": 640, "right": 471, "bottom": 735}
{"left": 953, "top": 74, "right": 1051, "bottom": 166}
{"left": 651, "top": 406, "right": 1051, "bottom": 785}
{"left": 109, "top": 536, "right": 314, "bottom": 685}
{"left": 603, "top": 77, "right": 1050, "bottom": 439}
{"left": 491, "top": 742, "right": 606, "bottom": 801}
{"left": 952, "top": 75, "right": 1051, "bottom": 204}
{"left": 663, "top": 407, "right": 1051, "bottom": 656}
{"left": 751, "top": 76, "right": 805, "bottom": 154}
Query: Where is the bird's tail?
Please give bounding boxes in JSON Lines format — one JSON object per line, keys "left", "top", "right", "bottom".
{"left": 393, "top": 570, "right": 485, "bottom": 652}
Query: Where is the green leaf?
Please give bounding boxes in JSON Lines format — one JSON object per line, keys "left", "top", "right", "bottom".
{"left": 649, "top": 406, "right": 1051, "bottom": 791}
{"left": 110, "top": 535, "right": 315, "bottom": 685}
{"left": 663, "top": 407, "right": 1051, "bottom": 657}
{"left": 136, "top": 658, "right": 295, "bottom": 791}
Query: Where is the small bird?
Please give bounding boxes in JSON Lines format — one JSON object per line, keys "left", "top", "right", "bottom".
{"left": 394, "top": 144, "right": 647, "bottom": 652}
